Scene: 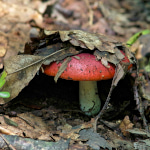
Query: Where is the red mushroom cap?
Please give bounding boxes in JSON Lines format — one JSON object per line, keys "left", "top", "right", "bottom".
{"left": 43, "top": 52, "right": 131, "bottom": 81}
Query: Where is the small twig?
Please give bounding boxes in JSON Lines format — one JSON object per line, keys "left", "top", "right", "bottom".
{"left": 100, "top": 119, "right": 119, "bottom": 131}
{"left": 134, "top": 83, "right": 149, "bottom": 131}
{"left": 0, "top": 134, "right": 16, "bottom": 150}
{"left": 17, "top": 115, "right": 35, "bottom": 129}
{"left": 93, "top": 64, "right": 126, "bottom": 131}
{"left": 93, "top": 84, "right": 115, "bottom": 131}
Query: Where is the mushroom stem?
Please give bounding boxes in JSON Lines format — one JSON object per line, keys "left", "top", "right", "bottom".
{"left": 79, "top": 81, "right": 101, "bottom": 116}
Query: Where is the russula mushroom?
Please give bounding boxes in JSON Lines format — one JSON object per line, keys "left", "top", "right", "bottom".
{"left": 43, "top": 52, "right": 132, "bottom": 116}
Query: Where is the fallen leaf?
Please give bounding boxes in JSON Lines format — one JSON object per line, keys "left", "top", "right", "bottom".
{"left": 54, "top": 57, "right": 72, "bottom": 82}
{"left": 79, "top": 128, "right": 112, "bottom": 150}
{"left": 113, "top": 64, "right": 125, "bottom": 86}
{"left": 101, "top": 57, "right": 110, "bottom": 68}
{"left": 127, "top": 128, "right": 150, "bottom": 137}
{"left": 44, "top": 30, "right": 120, "bottom": 53}
{"left": 3, "top": 116, "right": 18, "bottom": 127}
{"left": 134, "top": 139, "right": 150, "bottom": 150}
{"left": 56, "top": 122, "right": 92, "bottom": 140}
{"left": 119, "top": 116, "right": 134, "bottom": 136}
{"left": 0, "top": 55, "right": 44, "bottom": 104}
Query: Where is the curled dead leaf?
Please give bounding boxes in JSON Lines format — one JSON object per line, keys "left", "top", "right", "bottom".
{"left": 101, "top": 57, "right": 110, "bottom": 68}
{"left": 119, "top": 116, "right": 134, "bottom": 136}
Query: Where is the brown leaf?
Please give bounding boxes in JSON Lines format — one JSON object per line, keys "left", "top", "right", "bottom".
{"left": 54, "top": 57, "right": 72, "bottom": 83}
{"left": 0, "top": 55, "right": 44, "bottom": 104}
{"left": 94, "top": 49, "right": 124, "bottom": 65}
{"left": 119, "top": 116, "right": 134, "bottom": 136}
{"left": 44, "top": 30, "right": 121, "bottom": 53}
{"left": 56, "top": 122, "right": 92, "bottom": 140}
{"left": 101, "top": 57, "right": 110, "bottom": 68}
{"left": 113, "top": 64, "right": 125, "bottom": 86}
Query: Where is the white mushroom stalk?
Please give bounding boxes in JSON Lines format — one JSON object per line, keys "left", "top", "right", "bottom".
{"left": 79, "top": 81, "right": 101, "bottom": 116}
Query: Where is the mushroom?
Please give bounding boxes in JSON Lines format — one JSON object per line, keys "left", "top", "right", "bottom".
{"left": 43, "top": 52, "right": 132, "bottom": 116}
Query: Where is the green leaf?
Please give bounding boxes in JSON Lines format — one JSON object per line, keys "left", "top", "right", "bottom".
{"left": 0, "top": 71, "right": 7, "bottom": 80}
{"left": 126, "top": 29, "right": 150, "bottom": 47}
{"left": 0, "top": 92, "right": 10, "bottom": 98}
{"left": 0, "top": 71, "right": 7, "bottom": 88}
{"left": 0, "top": 78, "right": 6, "bottom": 88}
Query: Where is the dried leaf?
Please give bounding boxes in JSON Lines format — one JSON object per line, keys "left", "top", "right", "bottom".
{"left": 113, "top": 64, "right": 125, "bottom": 86}
{"left": 119, "top": 116, "right": 134, "bottom": 136}
{"left": 42, "top": 47, "right": 80, "bottom": 65}
{"left": 127, "top": 128, "right": 150, "bottom": 137}
{"left": 57, "top": 122, "right": 92, "bottom": 140}
{"left": 94, "top": 48, "right": 125, "bottom": 65}
{"left": 101, "top": 57, "right": 110, "bottom": 68}
{"left": 54, "top": 57, "right": 72, "bottom": 83}
{"left": 134, "top": 139, "right": 150, "bottom": 150}
{"left": 79, "top": 128, "right": 112, "bottom": 150}
{"left": 44, "top": 30, "right": 121, "bottom": 53}
{"left": 3, "top": 116, "right": 18, "bottom": 127}
{"left": 0, "top": 55, "right": 44, "bottom": 104}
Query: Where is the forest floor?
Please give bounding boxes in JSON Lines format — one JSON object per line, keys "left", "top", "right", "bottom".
{"left": 0, "top": 0, "right": 150, "bottom": 149}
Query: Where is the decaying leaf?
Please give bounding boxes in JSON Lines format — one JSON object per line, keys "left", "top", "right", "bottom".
{"left": 101, "top": 57, "right": 110, "bottom": 68}
{"left": 54, "top": 57, "right": 72, "bottom": 83}
{"left": 134, "top": 139, "right": 150, "bottom": 149}
{"left": 127, "top": 128, "right": 150, "bottom": 137}
{"left": 79, "top": 128, "right": 112, "bottom": 150}
{"left": 55, "top": 122, "right": 112, "bottom": 149}
{"left": 3, "top": 116, "right": 18, "bottom": 127}
{"left": 119, "top": 116, "right": 134, "bottom": 136}
{"left": 44, "top": 30, "right": 120, "bottom": 53}
{"left": 0, "top": 55, "right": 44, "bottom": 104}
{"left": 113, "top": 64, "right": 126, "bottom": 86}
{"left": 57, "top": 122, "right": 92, "bottom": 140}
